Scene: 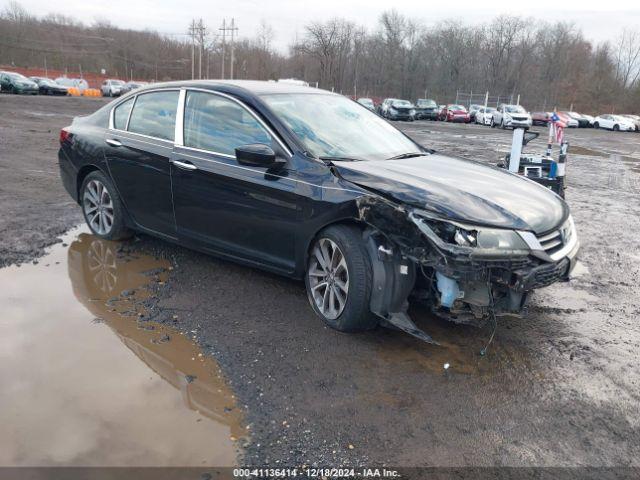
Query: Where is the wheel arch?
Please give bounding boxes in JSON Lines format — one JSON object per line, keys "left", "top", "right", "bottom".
{"left": 76, "top": 164, "right": 103, "bottom": 202}
{"left": 304, "top": 217, "right": 368, "bottom": 259}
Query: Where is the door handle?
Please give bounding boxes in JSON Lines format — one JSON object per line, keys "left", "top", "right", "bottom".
{"left": 105, "top": 138, "right": 122, "bottom": 147}
{"left": 171, "top": 159, "right": 198, "bottom": 171}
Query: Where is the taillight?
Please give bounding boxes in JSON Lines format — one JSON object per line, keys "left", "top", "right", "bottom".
{"left": 60, "top": 128, "right": 72, "bottom": 145}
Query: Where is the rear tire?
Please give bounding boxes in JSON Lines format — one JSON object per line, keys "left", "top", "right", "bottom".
{"left": 80, "top": 171, "right": 132, "bottom": 240}
{"left": 594, "top": 122, "right": 599, "bottom": 129}
{"left": 305, "top": 225, "right": 377, "bottom": 333}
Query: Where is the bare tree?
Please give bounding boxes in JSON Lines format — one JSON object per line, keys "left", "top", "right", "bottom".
{"left": 298, "top": 18, "right": 355, "bottom": 91}
{"left": 614, "top": 28, "right": 640, "bottom": 89}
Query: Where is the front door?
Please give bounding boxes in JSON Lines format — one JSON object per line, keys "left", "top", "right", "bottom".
{"left": 104, "top": 90, "right": 179, "bottom": 237}
{"left": 171, "top": 90, "right": 300, "bottom": 273}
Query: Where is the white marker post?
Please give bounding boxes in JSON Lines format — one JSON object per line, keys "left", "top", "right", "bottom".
{"left": 509, "top": 128, "right": 525, "bottom": 173}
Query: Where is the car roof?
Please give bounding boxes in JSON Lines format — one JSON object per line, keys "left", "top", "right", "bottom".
{"left": 135, "top": 79, "right": 335, "bottom": 96}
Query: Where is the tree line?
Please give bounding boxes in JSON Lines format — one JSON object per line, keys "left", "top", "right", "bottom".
{"left": 1, "top": 1, "right": 639, "bottom": 113}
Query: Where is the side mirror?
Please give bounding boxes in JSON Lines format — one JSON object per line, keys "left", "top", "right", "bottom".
{"left": 235, "top": 144, "right": 280, "bottom": 168}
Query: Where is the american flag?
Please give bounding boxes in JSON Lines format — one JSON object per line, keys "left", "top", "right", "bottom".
{"left": 550, "top": 112, "right": 565, "bottom": 144}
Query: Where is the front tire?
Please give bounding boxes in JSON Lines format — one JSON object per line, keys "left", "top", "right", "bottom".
{"left": 81, "top": 171, "right": 132, "bottom": 240}
{"left": 594, "top": 122, "right": 599, "bottom": 129}
{"left": 613, "top": 124, "right": 620, "bottom": 131}
{"left": 305, "top": 225, "right": 377, "bottom": 333}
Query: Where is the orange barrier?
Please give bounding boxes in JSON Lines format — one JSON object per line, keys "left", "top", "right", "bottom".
{"left": 82, "top": 88, "right": 102, "bottom": 97}
{"left": 67, "top": 87, "right": 81, "bottom": 96}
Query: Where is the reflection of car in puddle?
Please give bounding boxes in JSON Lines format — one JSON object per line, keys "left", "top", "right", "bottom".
{"left": 67, "top": 233, "right": 244, "bottom": 438}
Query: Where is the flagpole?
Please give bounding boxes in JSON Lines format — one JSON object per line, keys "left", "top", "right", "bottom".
{"left": 546, "top": 121, "right": 554, "bottom": 157}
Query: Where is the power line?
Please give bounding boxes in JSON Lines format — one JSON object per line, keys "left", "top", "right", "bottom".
{"left": 219, "top": 18, "right": 238, "bottom": 79}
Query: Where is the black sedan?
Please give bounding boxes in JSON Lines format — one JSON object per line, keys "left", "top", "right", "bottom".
{"left": 58, "top": 80, "right": 580, "bottom": 341}
{"left": 30, "top": 77, "right": 68, "bottom": 95}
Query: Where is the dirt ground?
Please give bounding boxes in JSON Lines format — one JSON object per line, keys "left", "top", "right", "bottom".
{"left": 1, "top": 94, "right": 640, "bottom": 472}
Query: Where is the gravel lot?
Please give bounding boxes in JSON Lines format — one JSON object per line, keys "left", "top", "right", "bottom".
{"left": 1, "top": 94, "right": 640, "bottom": 472}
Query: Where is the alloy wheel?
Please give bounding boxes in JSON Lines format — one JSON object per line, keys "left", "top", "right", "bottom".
{"left": 308, "top": 238, "right": 349, "bottom": 320}
{"left": 83, "top": 179, "right": 114, "bottom": 236}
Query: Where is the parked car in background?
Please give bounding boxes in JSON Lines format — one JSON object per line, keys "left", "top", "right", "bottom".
{"left": 492, "top": 104, "right": 532, "bottom": 129}
{"left": 593, "top": 114, "right": 636, "bottom": 131}
{"left": 440, "top": 104, "right": 471, "bottom": 123}
{"left": 413, "top": 98, "right": 439, "bottom": 120}
{"left": 379, "top": 98, "right": 416, "bottom": 121}
{"left": 55, "top": 77, "right": 89, "bottom": 92}
{"left": 468, "top": 104, "right": 483, "bottom": 122}
{"left": 0, "top": 71, "right": 39, "bottom": 94}
{"left": 580, "top": 114, "right": 595, "bottom": 127}
{"left": 565, "top": 112, "right": 591, "bottom": 128}
{"left": 621, "top": 114, "right": 640, "bottom": 132}
{"left": 30, "top": 77, "right": 68, "bottom": 95}
{"left": 120, "top": 81, "right": 149, "bottom": 95}
{"left": 557, "top": 112, "right": 579, "bottom": 128}
{"left": 531, "top": 112, "right": 551, "bottom": 126}
{"left": 475, "top": 106, "right": 496, "bottom": 126}
{"left": 101, "top": 79, "right": 126, "bottom": 97}
{"left": 58, "top": 80, "right": 579, "bottom": 337}
{"left": 357, "top": 97, "right": 376, "bottom": 111}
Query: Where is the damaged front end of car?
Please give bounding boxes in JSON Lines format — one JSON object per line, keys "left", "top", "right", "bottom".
{"left": 354, "top": 195, "right": 580, "bottom": 344}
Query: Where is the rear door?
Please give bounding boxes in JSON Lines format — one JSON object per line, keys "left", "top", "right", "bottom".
{"left": 170, "top": 89, "right": 300, "bottom": 273}
{"left": 103, "top": 89, "right": 179, "bottom": 238}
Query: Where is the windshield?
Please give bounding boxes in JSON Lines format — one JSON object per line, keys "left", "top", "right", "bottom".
{"left": 449, "top": 105, "right": 466, "bottom": 111}
{"left": 391, "top": 100, "right": 412, "bottom": 107}
{"left": 417, "top": 99, "right": 436, "bottom": 107}
{"left": 111, "top": 80, "right": 125, "bottom": 86}
{"left": 358, "top": 98, "right": 373, "bottom": 106}
{"left": 262, "top": 93, "right": 420, "bottom": 161}
{"left": 486, "top": 107, "right": 496, "bottom": 113}
{"left": 505, "top": 105, "right": 526, "bottom": 113}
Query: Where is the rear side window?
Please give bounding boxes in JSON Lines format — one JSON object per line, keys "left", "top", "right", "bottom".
{"left": 113, "top": 98, "right": 134, "bottom": 130}
{"left": 127, "top": 90, "right": 179, "bottom": 141}
{"left": 183, "top": 91, "right": 271, "bottom": 155}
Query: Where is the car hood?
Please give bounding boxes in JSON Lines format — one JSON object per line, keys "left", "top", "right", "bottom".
{"left": 335, "top": 154, "right": 567, "bottom": 233}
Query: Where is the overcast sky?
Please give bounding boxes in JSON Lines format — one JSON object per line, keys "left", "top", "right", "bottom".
{"left": 5, "top": 0, "right": 640, "bottom": 52}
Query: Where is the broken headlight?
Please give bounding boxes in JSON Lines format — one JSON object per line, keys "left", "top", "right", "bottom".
{"left": 410, "top": 212, "right": 530, "bottom": 256}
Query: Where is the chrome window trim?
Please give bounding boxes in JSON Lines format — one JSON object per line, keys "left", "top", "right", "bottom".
{"left": 125, "top": 94, "right": 137, "bottom": 131}
{"left": 179, "top": 87, "right": 293, "bottom": 157}
{"left": 109, "top": 129, "right": 174, "bottom": 146}
{"left": 177, "top": 144, "right": 235, "bottom": 159}
{"left": 107, "top": 132, "right": 173, "bottom": 150}
{"left": 175, "top": 89, "right": 186, "bottom": 146}
{"left": 108, "top": 87, "right": 181, "bottom": 142}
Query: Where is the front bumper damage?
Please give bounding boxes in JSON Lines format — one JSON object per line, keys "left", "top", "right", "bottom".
{"left": 355, "top": 196, "right": 579, "bottom": 342}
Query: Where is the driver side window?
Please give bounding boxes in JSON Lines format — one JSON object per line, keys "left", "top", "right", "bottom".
{"left": 183, "top": 91, "right": 272, "bottom": 156}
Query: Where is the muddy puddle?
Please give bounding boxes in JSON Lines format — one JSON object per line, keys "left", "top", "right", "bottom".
{"left": 0, "top": 227, "right": 244, "bottom": 466}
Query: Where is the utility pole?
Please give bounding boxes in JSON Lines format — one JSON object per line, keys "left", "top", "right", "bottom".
{"left": 189, "top": 19, "right": 196, "bottom": 80}
{"left": 220, "top": 19, "right": 226, "bottom": 79}
{"left": 230, "top": 18, "right": 238, "bottom": 79}
{"left": 198, "top": 19, "right": 203, "bottom": 79}
{"left": 220, "top": 18, "right": 238, "bottom": 80}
